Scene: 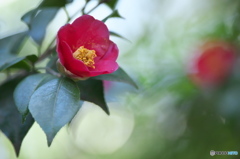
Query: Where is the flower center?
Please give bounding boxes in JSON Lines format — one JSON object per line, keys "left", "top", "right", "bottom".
{"left": 73, "top": 46, "right": 97, "bottom": 68}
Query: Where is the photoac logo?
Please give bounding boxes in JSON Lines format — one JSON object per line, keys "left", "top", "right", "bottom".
{"left": 210, "top": 150, "right": 238, "bottom": 156}
{"left": 210, "top": 150, "right": 215, "bottom": 156}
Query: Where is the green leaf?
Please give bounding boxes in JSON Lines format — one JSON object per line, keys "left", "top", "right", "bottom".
{"left": 8, "top": 59, "right": 32, "bottom": 71}
{"left": 0, "top": 31, "right": 27, "bottom": 54}
{"left": 102, "top": 10, "right": 123, "bottom": 22}
{"left": 14, "top": 73, "right": 56, "bottom": 117}
{"left": 0, "top": 54, "right": 38, "bottom": 72}
{"left": 40, "top": 0, "right": 73, "bottom": 7}
{"left": 0, "top": 77, "right": 34, "bottom": 156}
{"left": 110, "top": 31, "right": 130, "bottom": 42}
{"left": 25, "top": 54, "right": 38, "bottom": 63}
{"left": 93, "top": 67, "right": 138, "bottom": 89}
{"left": 21, "top": 10, "right": 35, "bottom": 25}
{"left": 22, "top": 8, "right": 59, "bottom": 45}
{"left": 78, "top": 79, "right": 109, "bottom": 115}
{"left": 29, "top": 77, "right": 81, "bottom": 146}
{"left": 21, "top": 0, "right": 74, "bottom": 45}
{"left": 8, "top": 55, "right": 38, "bottom": 71}
{"left": 103, "top": 0, "right": 119, "bottom": 10}
{"left": 0, "top": 55, "right": 26, "bottom": 72}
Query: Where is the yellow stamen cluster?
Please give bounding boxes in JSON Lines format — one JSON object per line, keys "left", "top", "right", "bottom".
{"left": 73, "top": 46, "right": 97, "bottom": 68}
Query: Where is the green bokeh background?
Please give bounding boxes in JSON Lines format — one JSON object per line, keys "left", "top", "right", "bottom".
{"left": 0, "top": 0, "right": 240, "bottom": 159}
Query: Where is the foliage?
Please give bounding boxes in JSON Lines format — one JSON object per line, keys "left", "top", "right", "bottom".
{"left": 0, "top": 0, "right": 136, "bottom": 156}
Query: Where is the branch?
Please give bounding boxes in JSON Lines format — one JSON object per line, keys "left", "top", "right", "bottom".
{"left": 0, "top": 70, "right": 28, "bottom": 86}
{"left": 85, "top": 0, "right": 107, "bottom": 15}
{"left": 36, "top": 46, "right": 56, "bottom": 63}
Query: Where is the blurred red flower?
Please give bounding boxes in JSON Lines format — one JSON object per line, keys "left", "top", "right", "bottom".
{"left": 189, "top": 41, "right": 236, "bottom": 87}
{"left": 57, "top": 15, "right": 119, "bottom": 79}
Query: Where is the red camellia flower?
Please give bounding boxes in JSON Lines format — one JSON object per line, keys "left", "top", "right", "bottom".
{"left": 189, "top": 40, "right": 236, "bottom": 87}
{"left": 56, "top": 15, "right": 119, "bottom": 79}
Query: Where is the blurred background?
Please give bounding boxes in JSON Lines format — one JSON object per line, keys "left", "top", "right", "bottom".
{"left": 0, "top": 0, "right": 240, "bottom": 158}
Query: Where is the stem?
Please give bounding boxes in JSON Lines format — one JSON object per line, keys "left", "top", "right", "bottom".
{"left": 36, "top": 46, "right": 56, "bottom": 63}
{"left": 81, "top": 0, "right": 106, "bottom": 15}
{"left": 37, "top": 46, "right": 41, "bottom": 57}
{"left": 46, "top": 37, "right": 56, "bottom": 52}
{"left": 37, "top": 67, "right": 61, "bottom": 77}
{"left": 6, "top": 70, "right": 10, "bottom": 78}
{"left": 85, "top": 0, "right": 109, "bottom": 15}
{"left": 81, "top": 0, "right": 88, "bottom": 14}
{"left": 85, "top": 1, "right": 103, "bottom": 15}
{"left": 0, "top": 70, "right": 28, "bottom": 86}
{"left": 36, "top": 34, "right": 57, "bottom": 63}
{"left": 70, "top": 6, "right": 86, "bottom": 20}
{"left": 63, "top": 7, "right": 71, "bottom": 22}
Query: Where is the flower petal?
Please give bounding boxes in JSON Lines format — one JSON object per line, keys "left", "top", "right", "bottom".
{"left": 56, "top": 15, "right": 119, "bottom": 78}
{"left": 72, "top": 15, "right": 110, "bottom": 58}
{"left": 98, "top": 41, "right": 119, "bottom": 62}
{"left": 72, "top": 15, "right": 109, "bottom": 41}
{"left": 57, "top": 24, "right": 78, "bottom": 52}
{"left": 57, "top": 40, "right": 90, "bottom": 77}
{"left": 92, "top": 60, "right": 119, "bottom": 75}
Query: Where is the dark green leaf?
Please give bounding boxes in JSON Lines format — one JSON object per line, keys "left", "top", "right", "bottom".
{"left": 78, "top": 79, "right": 109, "bottom": 115}
{"left": 8, "top": 54, "right": 38, "bottom": 71}
{"left": 0, "top": 78, "right": 34, "bottom": 156}
{"left": 22, "top": 8, "right": 59, "bottom": 45}
{"left": 0, "top": 54, "right": 38, "bottom": 72}
{"left": 22, "top": 0, "right": 73, "bottom": 25}
{"left": 93, "top": 67, "right": 138, "bottom": 89}
{"left": 21, "top": 10, "right": 36, "bottom": 26}
{"left": 29, "top": 77, "right": 81, "bottom": 146}
{"left": 0, "top": 31, "right": 27, "bottom": 54}
{"left": 26, "top": 54, "right": 38, "bottom": 63}
{"left": 7, "top": 55, "right": 38, "bottom": 71}
{"left": 40, "top": 0, "right": 73, "bottom": 7}
{"left": 8, "top": 59, "right": 32, "bottom": 71}
{"left": 102, "top": 10, "right": 123, "bottom": 22}
{"left": 110, "top": 31, "right": 130, "bottom": 42}
{"left": 103, "top": 0, "right": 119, "bottom": 10}
{"left": 0, "top": 55, "right": 26, "bottom": 72}
{"left": 21, "top": 0, "right": 74, "bottom": 45}
{"left": 14, "top": 73, "right": 56, "bottom": 116}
